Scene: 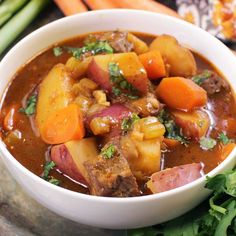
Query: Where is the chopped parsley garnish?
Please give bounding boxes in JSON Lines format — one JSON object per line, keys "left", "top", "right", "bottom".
{"left": 121, "top": 113, "right": 140, "bottom": 132}
{"left": 42, "top": 161, "right": 60, "bottom": 186}
{"left": 200, "top": 137, "right": 217, "bottom": 150}
{"left": 108, "top": 62, "right": 139, "bottom": 99}
{"left": 53, "top": 46, "right": 63, "bottom": 56}
{"left": 101, "top": 144, "right": 116, "bottom": 159}
{"left": 192, "top": 70, "right": 212, "bottom": 85}
{"left": 218, "top": 132, "right": 232, "bottom": 145}
{"left": 157, "top": 109, "right": 187, "bottom": 144}
{"left": 65, "top": 41, "right": 113, "bottom": 59}
{"left": 19, "top": 95, "right": 37, "bottom": 116}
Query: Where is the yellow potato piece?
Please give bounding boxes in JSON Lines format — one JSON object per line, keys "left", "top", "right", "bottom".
{"left": 127, "top": 33, "right": 149, "bottom": 54}
{"left": 36, "top": 64, "right": 74, "bottom": 133}
{"left": 149, "top": 35, "right": 197, "bottom": 77}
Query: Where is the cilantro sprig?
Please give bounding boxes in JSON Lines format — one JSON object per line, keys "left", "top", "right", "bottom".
{"left": 101, "top": 144, "right": 116, "bottom": 159}
{"left": 42, "top": 161, "right": 60, "bottom": 186}
{"left": 192, "top": 70, "right": 212, "bottom": 86}
{"left": 121, "top": 113, "right": 140, "bottom": 132}
{"left": 128, "top": 168, "right": 236, "bottom": 236}
{"left": 108, "top": 62, "right": 139, "bottom": 99}
{"left": 19, "top": 95, "right": 37, "bottom": 116}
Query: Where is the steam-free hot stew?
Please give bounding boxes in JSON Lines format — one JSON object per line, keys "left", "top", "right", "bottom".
{"left": 1, "top": 31, "right": 236, "bottom": 197}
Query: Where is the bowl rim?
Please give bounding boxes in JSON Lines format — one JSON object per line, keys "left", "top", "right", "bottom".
{"left": 0, "top": 9, "right": 236, "bottom": 203}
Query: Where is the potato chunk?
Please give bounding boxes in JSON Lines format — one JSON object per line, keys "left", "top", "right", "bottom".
{"left": 36, "top": 64, "right": 74, "bottom": 133}
{"left": 149, "top": 35, "right": 197, "bottom": 77}
{"left": 170, "top": 109, "right": 210, "bottom": 140}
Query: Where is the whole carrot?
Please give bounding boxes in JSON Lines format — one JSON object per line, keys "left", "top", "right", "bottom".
{"left": 84, "top": 0, "right": 119, "bottom": 10}
{"left": 54, "top": 0, "right": 88, "bottom": 16}
{"left": 115, "top": 0, "right": 180, "bottom": 18}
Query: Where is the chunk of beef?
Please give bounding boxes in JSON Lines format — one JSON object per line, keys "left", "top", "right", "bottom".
{"left": 147, "top": 163, "right": 204, "bottom": 193}
{"left": 91, "top": 31, "right": 134, "bottom": 53}
{"left": 84, "top": 141, "right": 140, "bottom": 197}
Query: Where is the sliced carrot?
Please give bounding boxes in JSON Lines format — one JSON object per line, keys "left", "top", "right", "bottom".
{"left": 163, "top": 138, "right": 180, "bottom": 149}
{"left": 156, "top": 77, "right": 207, "bottom": 111}
{"left": 84, "top": 0, "right": 118, "bottom": 10}
{"left": 54, "top": 0, "right": 88, "bottom": 16}
{"left": 220, "top": 143, "right": 236, "bottom": 161}
{"left": 139, "top": 50, "right": 166, "bottom": 80}
{"left": 41, "top": 104, "right": 85, "bottom": 144}
{"left": 115, "top": 0, "right": 181, "bottom": 18}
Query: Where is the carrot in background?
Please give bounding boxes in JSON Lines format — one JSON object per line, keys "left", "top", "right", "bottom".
{"left": 54, "top": 0, "right": 88, "bottom": 16}
{"left": 84, "top": 0, "right": 118, "bottom": 10}
{"left": 156, "top": 77, "right": 207, "bottom": 111}
{"left": 139, "top": 50, "right": 166, "bottom": 79}
{"left": 41, "top": 104, "right": 85, "bottom": 144}
{"left": 115, "top": 0, "right": 180, "bottom": 18}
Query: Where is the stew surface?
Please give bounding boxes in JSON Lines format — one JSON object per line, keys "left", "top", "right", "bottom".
{"left": 1, "top": 31, "right": 236, "bottom": 197}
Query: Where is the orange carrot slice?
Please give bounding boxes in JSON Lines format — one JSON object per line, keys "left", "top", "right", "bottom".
{"left": 41, "top": 104, "right": 85, "bottom": 144}
{"left": 54, "top": 0, "right": 88, "bottom": 16}
{"left": 156, "top": 77, "right": 207, "bottom": 111}
{"left": 139, "top": 50, "right": 166, "bottom": 79}
{"left": 84, "top": 0, "right": 118, "bottom": 10}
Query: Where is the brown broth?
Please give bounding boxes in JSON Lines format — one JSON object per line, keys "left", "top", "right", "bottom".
{"left": 1, "top": 32, "right": 236, "bottom": 194}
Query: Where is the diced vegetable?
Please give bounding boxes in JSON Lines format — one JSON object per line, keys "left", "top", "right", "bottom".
{"left": 73, "top": 95, "right": 92, "bottom": 114}
{"left": 138, "top": 50, "right": 166, "bottom": 79}
{"left": 163, "top": 138, "right": 180, "bottom": 149}
{"left": 127, "top": 33, "right": 149, "bottom": 54}
{"left": 41, "top": 104, "right": 85, "bottom": 144}
{"left": 87, "top": 52, "right": 148, "bottom": 94}
{"left": 156, "top": 77, "right": 207, "bottom": 111}
{"left": 51, "top": 138, "right": 98, "bottom": 185}
{"left": 147, "top": 163, "right": 204, "bottom": 193}
{"left": 3, "top": 129, "right": 22, "bottom": 147}
{"left": 36, "top": 64, "right": 74, "bottom": 132}
{"left": 93, "top": 90, "right": 110, "bottom": 106}
{"left": 200, "top": 137, "right": 217, "bottom": 150}
{"left": 220, "top": 143, "right": 236, "bottom": 161}
{"left": 66, "top": 57, "right": 92, "bottom": 79}
{"left": 149, "top": 35, "right": 197, "bottom": 77}
{"left": 121, "top": 135, "right": 161, "bottom": 180}
{"left": 171, "top": 109, "right": 210, "bottom": 140}
{"left": 90, "top": 116, "right": 111, "bottom": 135}
{"left": 72, "top": 78, "right": 98, "bottom": 98}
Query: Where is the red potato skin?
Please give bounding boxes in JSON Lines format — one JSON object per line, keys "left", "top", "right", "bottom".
{"left": 87, "top": 53, "right": 149, "bottom": 94}
{"left": 51, "top": 144, "right": 88, "bottom": 186}
{"left": 87, "top": 58, "right": 113, "bottom": 92}
{"left": 148, "top": 163, "right": 204, "bottom": 193}
{"left": 87, "top": 104, "right": 132, "bottom": 137}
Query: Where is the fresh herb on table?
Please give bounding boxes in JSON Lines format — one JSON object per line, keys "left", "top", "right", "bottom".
{"left": 200, "top": 137, "right": 217, "bottom": 150}
{"left": 128, "top": 168, "right": 236, "bottom": 236}
{"left": 65, "top": 41, "right": 113, "bottom": 59}
{"left": 191, "top": 70, "right": 212, "bottom": 85}
{"left": 218, "top": 132, "right": 232, "bottom": 145}
{"left": 121, "top": 113, "right": 140, "bottom": 132}
{"left": 108, "top": 62, "right": 139, "bottom": 99}
{"left": 53, "top": 46, "right": 63, "bottom": 57}
{"left": 101, "top": 144, "right": 116, "bottom": 159}
{"left": 157, "top": 109, "right": 188, "bottom": 145}
{"left": 19, "top": 95, "right": 37, "bottom": 116}
{"left": 42, "top": 161, "right": 60, "bottom": 186}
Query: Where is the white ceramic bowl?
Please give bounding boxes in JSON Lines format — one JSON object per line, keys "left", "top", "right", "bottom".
{"left": 0, "top": 10, "right": 236, "bottom": 229}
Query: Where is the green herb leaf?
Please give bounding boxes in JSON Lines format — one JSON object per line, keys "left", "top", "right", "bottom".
{"left": 49, "top": 178, "right": 60, "bottom": 186}
{"left": 101, "top": 144, "right": 116, "bottom": 159}
{"left": 108, "top": 62, "right": 139, "bottom": 99}
{"left": 53, "top": 46, "right": 63, "bottom": 56}
{"left": 19, "top": 95, "right": 37, "bottom": 116}
{"left": 218, "top": 132, "right": 231, "bottom": 145}
{"left": 66, "top": 41, "right": 113, "bottom": 59}
{"left": 42, "top": 161, "right": 56, "bottom": 179}
{"left": 121, "top": 113, "right": 140, "bottom": 132}
{"left": 157, "top": 109, "right": 188, "bottom": 145}
{"left": 200, "top": 137, "right": 217, "bottom": 150}
{"left": 192, "top": 70, "right": 212, "bottom": 85}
